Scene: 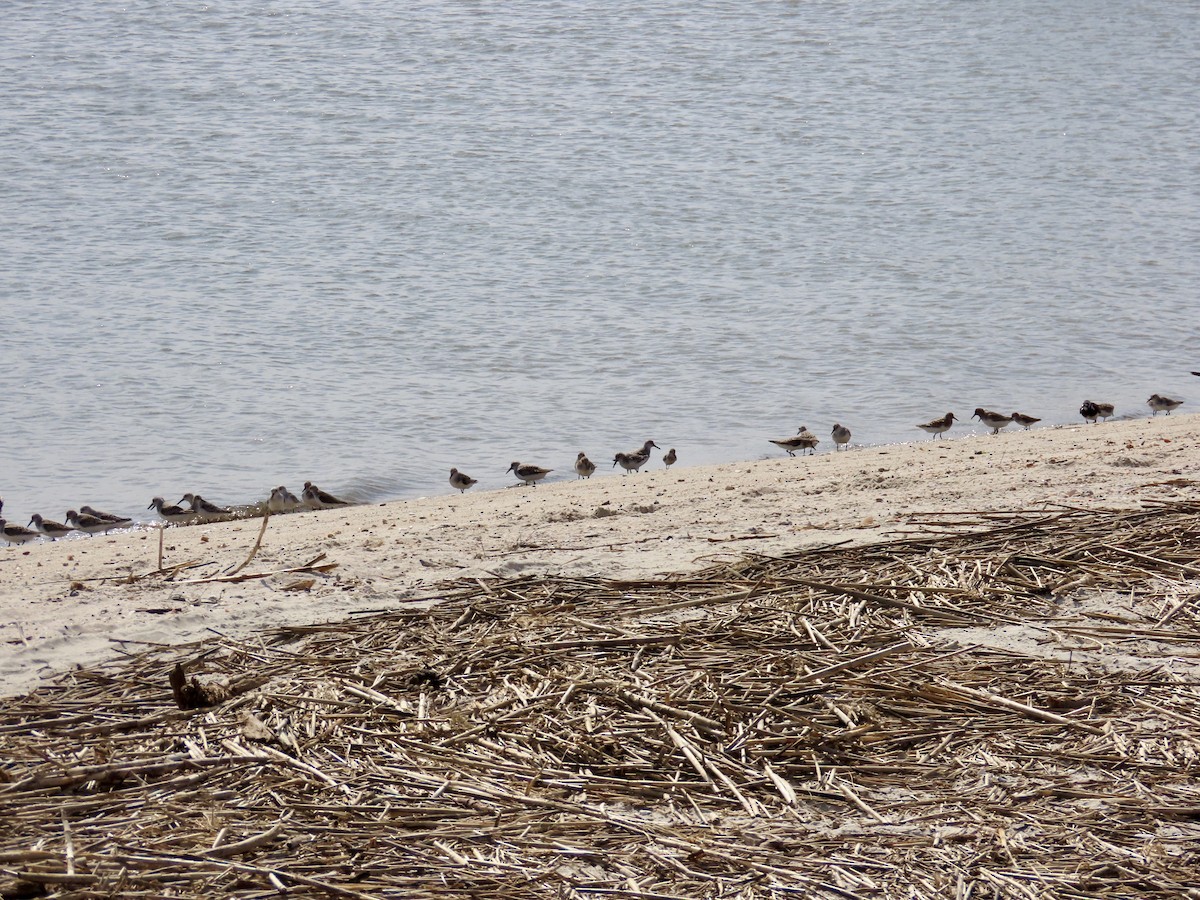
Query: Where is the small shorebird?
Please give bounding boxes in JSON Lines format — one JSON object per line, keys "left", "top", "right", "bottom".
{"left": 1148, "top": 394, "right": 1183, "bottom": 416}
{"left": 1, "top": 518, "right": 40, "bottom": 545}
{"left": 663, "top": 448, "right": 677, "bottom": 469}
{"left": 1011, "top": 412, "right": 1041, "bottom": 430}
{"left": 1096, "top": 402, "right": 1115, "bottom": 421}
{"left": 916, "top": 412, "right": 955, "bottom": 439}
{"left": 574, "top": 452, "right": 597, "bottom": 479}
{"left": 80, "top": 505, "right": 133, "bottom": 529}
{"left": 1080, "top": 400, "right": 1100, "bottom": 423}
{"left": 770, "top": 426, "right": 820, "bottom": 457}
{"left": 831, "top": 423, "right": 851, "bottom": 450}
{"left": 66, "top": 509, "right": 117, "bottom": 534}
{"left": 507, "top": 461, "right": 552, "bottom": 486}
{"left": 178, "top": 493, "right": 233, "bottom": 521}
{"left": 28, "top": 514, "right": 75, "bottom": 541}
{"left": 302, "top": 482, "right": 350, "bottom": 509}
{"left": 613, "top": 440, "right": 659, "bottom": 474}
{"left": 268, "top": 486, "right": 303, "bottom": 514}
{"left": 973, "top": 408, "right": 1013, "bottom": 434}
{"left": 449, "top": 468, "right": 478, "bottom": 493}
{"left": 149, "top": 496, "right": 194, "bottom": 525}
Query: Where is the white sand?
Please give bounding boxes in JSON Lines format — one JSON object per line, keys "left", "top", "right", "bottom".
{"left": 2, "top": 415, "right": 1197, "bottom": 696}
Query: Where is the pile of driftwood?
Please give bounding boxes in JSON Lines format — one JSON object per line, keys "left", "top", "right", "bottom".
{"left": 3, "top": 501, "right": 1200, "bottom": 898}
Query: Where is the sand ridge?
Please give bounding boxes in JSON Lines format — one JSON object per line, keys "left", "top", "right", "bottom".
{"left": 1, "top": 414, "right": 1196, "bottom": 696}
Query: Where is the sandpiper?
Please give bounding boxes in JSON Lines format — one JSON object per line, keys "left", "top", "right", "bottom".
{"left": 178, "top": 493, "right": 233, "bottom": 521}
{"left": 302, "top": 482, "right": 350, "bottom": 509}
{"left": 770, "top": 426, "right": 820, "bottom": 457}
{"left": 1096, "top": 402, "right": 1115, "bottom": 421}
{"left": 449, "top": 468, "right": 478, "bottom": 493}
{"left": 916, "top": 412, "right": 955, "bottom": 439}
{"left": 80, "top": 505, "right": 133, "bottom": 529}
{"left": 0, "top": 518, "right": 40, "bottom": 545}
{"left": 66, "top": 509, "right": 116, "bottom": 534}
{"left": 663, "top": 448, "right": 677, "bottom": 469}
{"left": 973, "top": 408, "right": 1013, "bottom": 434}
{"left": 1148, "top": 394, "right": 1183, "bottom": 416}
{"left": 613, "top": 440, "right": 659, "bottom": 474}
{"left": 574, "top": 452, "right": 597, "bottom": 479}
{"left": 148, "top": 496, "right": 194, "bottom": 525}
{"left": 1011, "top": 412, "right": 1041, "bottom": 430}
{"left": 831, "top": 423, "right": 851, "bottom": 450}
{"left": 268, "top": 486, "right": 303, "bottom": 514}
{"left": 507, "top": 461, "right": 552, "bottom": 486}
{"left": 28, "top": 514, "right": 75, "bottom": 541}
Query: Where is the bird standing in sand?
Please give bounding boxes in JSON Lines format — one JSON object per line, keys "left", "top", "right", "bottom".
{"left": 1148, "top": 394, "right": 1183, "bottom": 416}
{"left": 574, "top": 452, "right": 597, "bottom": 479}
{"left": 66, "top": 509, "right": 118, "bottom": 534}
{"left": 178, "top": 493, "right": 233, "bottom": 521}
{"left": 973, "top": 408, "right": 1013, "bottom": 435}
{"left": 79, "top": 505, "right": 133, "bottom": 528}
{"left": 28, "top": 514, "right": 74, "bottom": 540}
{"left": 770, "top": 426, "right": 820, "bottom": 456}
{"left": 916, "top": 412, "right": 955, "bottom": 439}
{"left": 663, "top": 448, "right": 677, "bottom": 469}
{"left": 831, "top": 423, "right": 851, "bottom": 450}
{"left": 1, "top": 518, "right": 40, "bottom": 545}
{"left": 303, "top": 482, "right": 350, "bottom": 509}
{"left": 614, "top": 440, "right": 659, "bottom": 475}
{"left": 268, "top": 486, "right": 303, "bottom": 514}
{"left": 508, "top": 461, "right": 552, "bottom": 486}
{"left": 449, "top": 468, "right": 478, "bottom": 493}
{"left": 1011, "top": 412, "right": 1040, "bottom": 430}
{"left": 149, "top": 496, "right": 194, "bottom": 525}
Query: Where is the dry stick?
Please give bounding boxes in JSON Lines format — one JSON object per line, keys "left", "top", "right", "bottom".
{"left": 934, "top": 679, "right": 1106, "bottom": 735}
{"left": 226, "top": 508, "right": 271, "bottom": 577}
{"left": 837, "top": 779, "right": 888, "bottom": 824}
{"left": 1100, "top": 543, "right": 1200, "bottom": 576}
{"left": 174, "top": 554, "right": 335, "bottom": 586}
{"left": 204, "top": 816, "right": 290, "bottom": 859}
{"left": 793, "top": 642, "right": 912, "bottom": 685}
{"left": 608, "top": 686, "right": 725, "bottom": 737}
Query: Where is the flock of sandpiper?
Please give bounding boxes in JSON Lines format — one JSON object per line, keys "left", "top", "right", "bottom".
{"left": 0, "top": 391, "right": 1190, "bottom": 547}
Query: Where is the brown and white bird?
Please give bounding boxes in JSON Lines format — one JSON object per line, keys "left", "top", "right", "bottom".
{"left": 613, "top": 440, "right": 659, "bottom": 474}
{"left": 972, "top": 408, "right": 1013, "bottom": 434}
{"left": 574, "top": 452, "right": 597, "bottom": 479}
{"left": 831, "top": 423, "right": 851, "bottom": 450}
{"left": 178, "top": 493, "right": 233, "bottom": 521}
{"left": 663, "top": 448, "right": 677, "bottom": 469}
{"left": 66, "top": 509, "right": 116, "bottom": 534}
{"left": 449, "top": 468, "right": 478, "bottom": 493}
{"left": 1148, "top": 394, "right": 1183, "bottom": 416}
{"left": 507, "top": 461, "right": 552, "bottom": 486}
{"left": 302, "top": 482, "right": 350, "bottom": 509}
{"left": 267, "top": 486, "right": 303, "bottom": 514}
{"left": 28, "top": 514, "right": 75, "bottom": 541}
{"left": 1010, "top": 412, "right": 1041, "bottom": 430}
{"left": 916, "top": 412, "right": 956, "bottom": 439}
{"left": 148, "top": 496, "right": 194, "bottom": 525}
{"left": 1, "top": 518, "right": 40, "bottom": 545}
{"left": 770, "top": 426, "right": 820, "bottom": 457}
{"left": 79, "top": 505, "right": 133, "bottom": 529}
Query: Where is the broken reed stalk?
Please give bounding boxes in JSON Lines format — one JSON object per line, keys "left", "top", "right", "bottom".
{"left": 226, "top": 508, "right": 271, "bottom": 577}
{"left": 3, "top": 501, "right": 1200, "bottom": 898}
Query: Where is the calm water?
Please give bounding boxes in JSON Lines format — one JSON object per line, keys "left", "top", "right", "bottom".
{"left": 2, "top": 1, "right": 1198, "bottom": 522}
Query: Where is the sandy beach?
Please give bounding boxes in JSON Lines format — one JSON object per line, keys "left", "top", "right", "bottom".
{"left": 2, "top": 415, "right": 1196, "bottom": 697}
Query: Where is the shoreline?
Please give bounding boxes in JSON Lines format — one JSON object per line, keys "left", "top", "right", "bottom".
{"left": 2, "top": 415, "right": 1197, "bottom": 697}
